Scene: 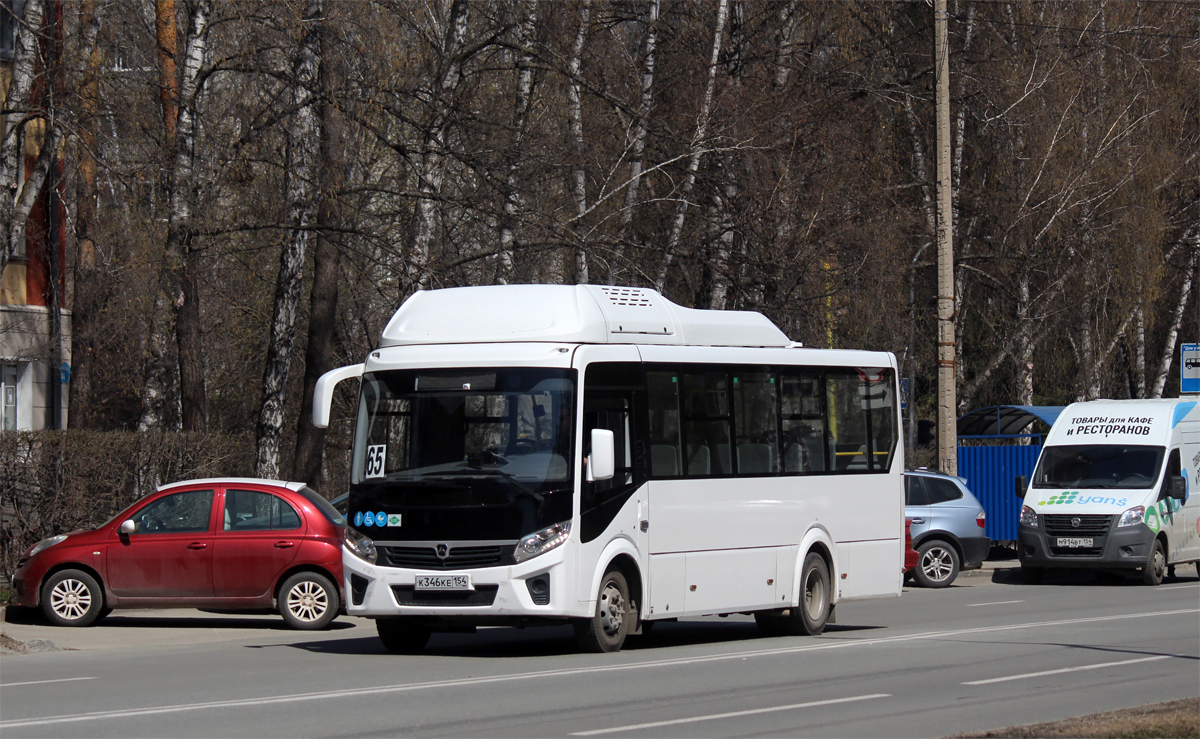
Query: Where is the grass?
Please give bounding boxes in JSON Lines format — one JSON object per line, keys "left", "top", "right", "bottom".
{"left": 947, "top": 697, "right": 1199, "bottom": 739}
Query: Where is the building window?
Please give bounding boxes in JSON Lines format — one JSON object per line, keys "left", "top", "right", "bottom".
{"left": 2, "top": 364, "right": 18, "bottom": 430}
{"left": 0, "top": 1, "right": 17, "bottom": 63}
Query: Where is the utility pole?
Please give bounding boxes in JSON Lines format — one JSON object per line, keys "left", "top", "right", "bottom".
{"left": 935, "top": 0, "right": 957, "bottom": 475}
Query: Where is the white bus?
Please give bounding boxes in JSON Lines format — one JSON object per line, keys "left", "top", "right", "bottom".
{"left": 314, "top": 285, "right": 904, "bottom": 653}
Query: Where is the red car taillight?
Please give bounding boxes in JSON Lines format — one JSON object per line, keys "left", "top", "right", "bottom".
{"left": 977, "top": 511, "right": 986, "bottom": 528}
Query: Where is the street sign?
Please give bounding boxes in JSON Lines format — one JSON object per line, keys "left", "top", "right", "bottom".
{"left": 901, "top": 377, "right": 910, "bottom": 411}
{"left": 1183, "top": 344, "right": 1200, "bottom": 394}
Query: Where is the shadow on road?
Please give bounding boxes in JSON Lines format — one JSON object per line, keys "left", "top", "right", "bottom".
{"left": 989, "top": 566, "right": 1200, "bottom": 587}
{"left": 276, "top": 619, "right": 886, "bottom": 658}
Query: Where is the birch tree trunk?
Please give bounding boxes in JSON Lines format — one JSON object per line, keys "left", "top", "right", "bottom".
{"left": 654, "top": 0, "right": 727, "bottom": 293}
{"left": 605, "top": 0, "right": 658, "bottom": 286}
{"left": 293, "top": 10, "right": 343, "bottom": 490}
{"left": 567, "top": 0, "right": 591, "bottom": 284}
{"left": 1, "top": 0, "right": 44, "bottom": 276}
{"left": 708, "top": 0, "right": 744, "bottom": 310}
{"left": 496, "top": 0, "right": 537, "bottom": 285}
{"left": 256, "top": 0, "right": 323, "bottom": 480}
{"left": 411, "top": 0, "right": 470, "bottom": 291}
{"left": 1150, "top": 245, "right": 1198, "bottom": 398}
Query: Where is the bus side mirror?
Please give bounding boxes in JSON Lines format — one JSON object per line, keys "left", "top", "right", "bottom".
{"left": 587, "top": 429, "right": 615, "bottom": 482}
{"left": 1015, "top": 475, "right": 1028, "bottom": 499}
{"left": 313, "top": 364, "right": 364, "bottom": 428}
{"left": 1168, "top": 475, "right": 1186, "bottom": 501}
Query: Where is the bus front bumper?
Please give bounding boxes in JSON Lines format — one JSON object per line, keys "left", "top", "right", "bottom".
{"left": 342, "top": 547, "right": 590, "bottom": 620}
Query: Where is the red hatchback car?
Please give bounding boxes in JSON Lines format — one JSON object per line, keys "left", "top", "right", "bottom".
{"left": 11, "top": 479, "right": 345, "bottom": 630}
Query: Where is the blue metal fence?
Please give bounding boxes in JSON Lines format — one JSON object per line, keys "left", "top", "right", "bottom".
{"left": 958, "top": 444, "right": 1042, "bottom": 541}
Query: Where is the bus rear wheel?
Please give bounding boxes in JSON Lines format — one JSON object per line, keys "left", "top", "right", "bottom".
{"left": 575, "top": 569, "right": 630, "bottom": 653}
{"left": 779, "top": 551, "right": 831, "bottom": 636}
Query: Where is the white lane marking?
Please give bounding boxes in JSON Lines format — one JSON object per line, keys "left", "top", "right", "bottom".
{"left": 964, "top": 654, "right": 1174, "bottom": 685}
{"left": 1157, "top": 583, "right": 1200, "bottom": 591}
{"left": 1, "top": 608, "right": 1196, "bottom": 729}
{"left": 0, "top": 677, "right": 98, "bottom": 688}
{"left": 569, "top": 693, "right": 890, "bottom": 736}
{"left": 966, "top": 600, "right": 1024, "bottom": 607}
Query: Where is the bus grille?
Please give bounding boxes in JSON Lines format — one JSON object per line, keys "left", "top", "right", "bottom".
{"left": 391, "top": 584, "right": 499, "bottom": 607}
{"left": 379, "top": 545, "right": 510, "bottom": 570}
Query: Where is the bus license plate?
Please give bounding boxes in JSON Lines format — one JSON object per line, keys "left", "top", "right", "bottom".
{"left": 415, "top": 574, "right": 473, "bottom": 591}
{"left": 1056, "top": 537, "right": 1093, "bottom": 548}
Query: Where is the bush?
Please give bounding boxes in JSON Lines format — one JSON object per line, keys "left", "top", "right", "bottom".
{"left": 0, "top": 430, "right": 255, "bottom": 585}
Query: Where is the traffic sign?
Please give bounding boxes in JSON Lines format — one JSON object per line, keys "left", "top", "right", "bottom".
{"left": 1182, "top": 343, "right": 1200, "bottom": 394}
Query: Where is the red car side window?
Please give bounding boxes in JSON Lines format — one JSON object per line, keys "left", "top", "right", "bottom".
{"left": 131, "top": 490, "right": 214, "bottom": 533}
{"left": 223, "top": 490, "right": 302, "bottom": 531}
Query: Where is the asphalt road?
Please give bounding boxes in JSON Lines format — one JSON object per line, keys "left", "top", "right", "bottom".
{"left": 2, "top": 568, "right": 1197, "bottom": 738}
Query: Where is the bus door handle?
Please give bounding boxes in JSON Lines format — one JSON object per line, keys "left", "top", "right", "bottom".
{"left": 640, "top": 520, "right": 649, "bottom": 532}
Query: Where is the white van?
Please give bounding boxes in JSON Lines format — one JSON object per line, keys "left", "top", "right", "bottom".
{"left": 1017, "top": 399, "right": 1200, "bottom": 584}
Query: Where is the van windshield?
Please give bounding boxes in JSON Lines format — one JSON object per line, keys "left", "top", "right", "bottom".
{"left": 1032, "top": 445, "right": 1165, "bottom": 489}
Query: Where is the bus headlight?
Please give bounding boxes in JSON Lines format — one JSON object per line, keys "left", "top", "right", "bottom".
{"left": 344, "top": 528, "right": 377, "bottom": 564}
{"left": 1117, "top": 506, "right": 1145, "bottom": 528}
{"left": 514, "top": 521, "right": 571, "bottom": 563}
{"left": 1019, "top": 506, "right": 1038, "bottom": 528}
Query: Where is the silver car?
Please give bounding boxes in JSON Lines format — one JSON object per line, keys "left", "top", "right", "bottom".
{"left": 904, "top": 469, "right": 990, "bottom": 587}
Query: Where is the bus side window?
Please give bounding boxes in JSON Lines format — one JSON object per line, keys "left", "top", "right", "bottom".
{"left": 682, "top": 371, "right": 732, "bottom": 476}
{"left": 826, "top": 373, "right": 870, "bottom": 472}
{"left": 781, "top": 373, "right": 827, "bottom": 473}
{"left": 733, "top": 371, "right": 779, "bottom": 475}
{"left": 866, "top": 369, "right": 897, "bottom": 472}
{"left": 647, "top": 371, "right": 682, "bottom": 477}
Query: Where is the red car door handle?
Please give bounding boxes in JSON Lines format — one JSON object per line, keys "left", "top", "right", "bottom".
{"left": 187, "top": 542, "right": 207, "bottom": 550}
{"left": 274, "top": 541, "right": 295, "bottom": 549}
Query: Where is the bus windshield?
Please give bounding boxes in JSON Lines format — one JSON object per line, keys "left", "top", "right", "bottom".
{"left": 351, "top": 368, "right": 576, "bottom": 495}
{"left": 1032, "top": 444, "right": 1165, "bottom": 489}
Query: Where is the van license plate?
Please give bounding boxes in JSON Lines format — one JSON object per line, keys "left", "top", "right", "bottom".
{"left": 1056, "top": 537, "right": 1093, "bottom": 548}
{"left": 415, "top": 574, "right": 472, "bottom": 591}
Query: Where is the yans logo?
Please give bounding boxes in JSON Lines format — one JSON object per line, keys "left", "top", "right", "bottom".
{"left": 1037, "top": 491, "right": 1129, "bottom": 507}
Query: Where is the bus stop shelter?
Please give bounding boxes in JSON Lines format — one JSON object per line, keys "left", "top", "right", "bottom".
{"left": 956, "top": 405, "right": 1065, "bottom": 542}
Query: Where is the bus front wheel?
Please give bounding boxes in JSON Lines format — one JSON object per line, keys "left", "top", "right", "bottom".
{"left": 376, "top": 617, "right": 431, "bottom": 654}
{"left": 575, "top": 569, "right": 630, "bottom": 653}
{"left": 780, "top": 552, "right": 831, "bottom": 636}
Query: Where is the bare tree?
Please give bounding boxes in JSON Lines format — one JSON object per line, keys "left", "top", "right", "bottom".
{"left": 256, "top": 0, "right": 324, "bottom": 479}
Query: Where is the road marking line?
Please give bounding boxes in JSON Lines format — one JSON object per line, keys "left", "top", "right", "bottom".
{"left": 1157, "top": 583, "right": 1199, "bottom": 591}
{"left": 964, "top": 655, "right": 1174, "bottom": 685}
{"left": 0, "top": 677, "right": 98, "bottom": 688}
{"left": 569, "top": 693, "right": 890, "bottom": 736}
{"left": 1, "top": 607, "right": 1195, "bottom": 729}
{"left": 966, "top": 600, "right": 1024, "bottom": 607}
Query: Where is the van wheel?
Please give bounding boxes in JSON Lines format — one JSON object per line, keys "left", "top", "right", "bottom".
{"left": 914, "top": 541, "right": 960, "bottom": 588}
{"left": 1020, "top": 566, "right": 1044, "bottom": 584}
{"left": 376, "top": 617, "right": 431, "bottom": 653}
{"left": 779, "top": 552, "right": 831, "bottom": 636}
{"left": 41, "top": 570, "right": 104, "bottom": 627}
{"left": 1141, "top": 539, "right": 1166, "bottom": 586}
{"left": 575, "top": 569, "right": 630, "bottom": 653}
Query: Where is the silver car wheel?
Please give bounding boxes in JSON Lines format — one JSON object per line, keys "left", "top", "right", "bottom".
{"left": 920, "top": 546, "right": 955, "bottom": 583}
{"left": 286, "top": 579, "right": 329, "bottom": 622}
{"left": 49, "top": 578, "right": 93, "bottom": 621}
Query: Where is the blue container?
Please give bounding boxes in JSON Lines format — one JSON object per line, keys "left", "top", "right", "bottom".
{"left": 958, "top": 444, "right": 1042, "bottom": 541}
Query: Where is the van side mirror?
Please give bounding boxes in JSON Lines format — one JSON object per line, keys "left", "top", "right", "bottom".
{"left": 1168, "top": 475, "right": 1186, "bottom": 501}
{"left": 1015, "top": 475, "right": 1028, "bottom": 499}
{"left": 587, "top": 429, "right": 615, "bottom": 482}
{"left": 119, "top": 519, "right": 136, "bottom": 535}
